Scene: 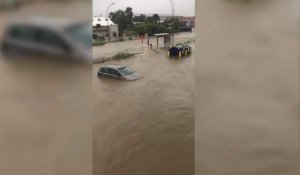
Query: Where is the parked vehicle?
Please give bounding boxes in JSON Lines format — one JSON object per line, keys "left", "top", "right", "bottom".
{"left": 168, "top": 43, "right": 191, "bottom": 57}
{"left": 98, "top": 65, "right": 143, "bottom": 81}
{"left": 0, "top": 0, "right": 19, "bottom": 10}
{"left": 0, "top": 17, "right": 91, "bottom": 62}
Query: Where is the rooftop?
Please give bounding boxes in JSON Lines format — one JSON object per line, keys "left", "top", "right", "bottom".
{"left": 93, "top": 17, "right": 115, "bottom": 27}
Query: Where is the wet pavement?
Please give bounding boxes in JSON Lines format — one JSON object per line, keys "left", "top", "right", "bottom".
{"left": 93, "top": 45, "right": 195, "bottom": 175}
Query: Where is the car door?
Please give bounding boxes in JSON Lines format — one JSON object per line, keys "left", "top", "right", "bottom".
{"left": 100, "top": 67, "right": 111, "bottom": 78}
{"left": 35, "top": 27, "right": 71, "bottom": 58}
{"left": 110, "top": 68, "right": 122, "bottom": 79}
{"left": 5, "top": 25, "right": 38, "bottom": 55}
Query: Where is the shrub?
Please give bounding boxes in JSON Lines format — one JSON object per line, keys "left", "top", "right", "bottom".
{"left": 112, "top": 52, "right": 135, "bottom": 60}
{"left": 93, "top": 41, "right": 105, "bottom": 46}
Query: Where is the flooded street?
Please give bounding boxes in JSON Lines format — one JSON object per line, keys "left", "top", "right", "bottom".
{"left": 93, "top": 32, "right": 195, "bottom": 60}
{"left": 93, "top": 46, "right": 195, "bottom": 175}
{"left": 0, "top": 1, "right": 92, "bottom": 175}
{"left": 196, "top": 0, "right": 299, "bottom": 174}
{"left": 1, "top": 0, "right": 298, "bottom": 174}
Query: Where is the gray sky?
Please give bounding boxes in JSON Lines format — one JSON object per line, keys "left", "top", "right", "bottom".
{"left": 93, "top": 0, "right": 195, "bottom": 17}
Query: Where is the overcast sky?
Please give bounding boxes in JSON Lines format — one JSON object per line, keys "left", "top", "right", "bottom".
{"left": 93, "top": 0, "right": 195, "bottom": 17}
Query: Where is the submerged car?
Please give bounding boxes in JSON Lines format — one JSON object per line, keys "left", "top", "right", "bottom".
{"left": 0, "top": 17, "right": 91, "bottom": 62}
{"left": 97, "top": 65, "right": 143, "bottom": 81}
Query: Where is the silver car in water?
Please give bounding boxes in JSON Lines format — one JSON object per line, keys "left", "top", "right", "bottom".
{"left": 0, "top": 17, "right": 91, "bottom": 62}
{"left": 97, "top": 65, "right": 143, "bottom": 81}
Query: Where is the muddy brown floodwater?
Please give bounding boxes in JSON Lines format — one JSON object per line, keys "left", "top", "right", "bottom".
{"left": 196, "top": 0, "right": 299, "bottom": 174}
{"left": 0, "top": 1, "right": 92, "bottom": 175}
{"left": 93, "top": 47, "right": 195, "bottom": 175}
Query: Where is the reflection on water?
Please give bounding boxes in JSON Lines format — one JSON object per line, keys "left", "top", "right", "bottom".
{"left": 93, "top": 49, "right": 195, "bottom": 175}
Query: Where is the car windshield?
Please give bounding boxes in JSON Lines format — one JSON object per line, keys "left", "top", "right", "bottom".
{"left": 65, "top": 22, "right": 91, "bottom": 48}
{"left": 118, "top": 67, "right": 135, "bottom": 75}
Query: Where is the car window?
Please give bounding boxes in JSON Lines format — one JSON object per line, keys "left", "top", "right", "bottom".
{"left": 36, "top": 28, "right": 67, "bottom": 49}
{"left": 101, "top": 67, "right": 110, "bottom": 74}
{"left": 110, "top": 69, "right": 121, "bottom": 77}
{"left": 118, "top": 67, "right": 135, "bottom": 76}
{"left": 65, "top": 22, "right": 91, "bottom": 48}
{"left": 8, "top": 25, "right": 35, "bottom": 42}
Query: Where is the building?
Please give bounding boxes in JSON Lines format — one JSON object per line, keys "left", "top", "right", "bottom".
{"left": 92, "top": 17, "right": 119, "bottom": 41}
{"left": 180, "top": 16, "right": 195, "bottom": 28}
{"left": 179, "top": 16, "right": 195, "bottom": 32}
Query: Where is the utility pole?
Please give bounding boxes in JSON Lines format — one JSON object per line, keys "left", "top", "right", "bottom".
{"left": 169, "top": 0, "right": 175, "bottom": 45}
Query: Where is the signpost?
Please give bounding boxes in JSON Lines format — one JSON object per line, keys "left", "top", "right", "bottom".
{"left": 147, "top": 32, "right": 150, "bottom": 51}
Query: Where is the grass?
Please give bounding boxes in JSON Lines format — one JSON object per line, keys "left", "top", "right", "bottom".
{"left": 111, "top": 52, "right": 135, "bottom": 60}
{"left": 93, "top": 52, "right": 137, "bottom": 64}
{"left": 93, "top": 40, "right": 106, "bottom": 46}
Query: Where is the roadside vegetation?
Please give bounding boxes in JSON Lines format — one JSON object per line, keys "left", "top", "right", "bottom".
{"left": 93, "top": 40, "right": 106, "bottom": 46}
{"left": 111, "top": 52, "right": 135, "bottom": 60}
{"left": 93, "top": 7, "right": 190, "bottom": 46}
{"left": 108, "top": 7, "right": 181, "bottom": 37}
{"left": 93, "top": 52, "right": 138, "bottom": 64}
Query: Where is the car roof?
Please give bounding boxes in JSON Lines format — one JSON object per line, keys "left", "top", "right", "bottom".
{"left": 8, "top": 16, "right": 87, "bottom": 31}
{"left": 101, "top": 65, "right": 125, "bottom": 69}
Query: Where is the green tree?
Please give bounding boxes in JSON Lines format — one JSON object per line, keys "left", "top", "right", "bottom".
{"left": 125, "top": 7, "right": 133, "bottom": 26}
{"left": 108, "top": 12, "right": 114, "bottom": 19}
{"left": 109, "top": 7, "right": 176, "bottom": 37}
{"left": 134, "top": 24, "right": 147, "bottom": 35}
{"left": 162, "top": 17, "right": 180, "bottom": 33}
{"left": 145, "top": 16, "right": 152, "bottom": 23}
{"left": 171, "top": 17, "right": 180, "bottom": 32}
{"left": 152, "top": 14, "right": 160, "bottom": 24}
{"left": 133, "top": 14, "right": 146, "bottom": 23}
{"left": 109, "top": 10, "right": 127, "bottom": 36}
{"left": 109, "top": 7, "right": 135, "bottom": 36}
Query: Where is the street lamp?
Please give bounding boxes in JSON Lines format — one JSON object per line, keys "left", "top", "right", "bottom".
{"left": 106, "top": 2, "right": 116, "bottom": 41}
{"left": 169, "top": 0, "right": 175, "bottom": 18}
{"left": 106, "top": 2, "right": 116, "bottom": 18}
{"left": 168, "top": 0, "right": 175, "bottom": 45}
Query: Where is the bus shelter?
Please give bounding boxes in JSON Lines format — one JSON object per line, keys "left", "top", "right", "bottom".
{"left": 153, "top": 33, "right": 172, "bottom": 50}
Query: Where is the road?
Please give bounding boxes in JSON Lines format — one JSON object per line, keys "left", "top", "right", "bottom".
{"left": 93, "top": 44, "right": 195, "bottom": 175}
{"left": 93, "top": 32, "right": 195, "bottom": 59}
